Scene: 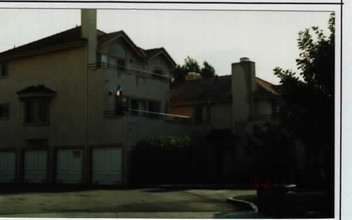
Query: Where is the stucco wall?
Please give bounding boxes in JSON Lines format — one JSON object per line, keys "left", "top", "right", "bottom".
{"left": 0, "top": 47, "right": 86, "bottom": 148}
{"left": 212, "top": 103, "right": 232, "bottom": 129}
{"left": 254, "top": 99, "right": 273, "bottom": 117}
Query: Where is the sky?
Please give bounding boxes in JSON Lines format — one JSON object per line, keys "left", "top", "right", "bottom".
{"left": 0, "top": 7, "right": 333, "bottom": 84}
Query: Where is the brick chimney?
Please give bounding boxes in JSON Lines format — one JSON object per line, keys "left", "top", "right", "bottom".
{"left": 231, "top": 57, "right": 256, "bottom": 128}
{"left": 81, "top": 9, "right": 97, "bottom": 64}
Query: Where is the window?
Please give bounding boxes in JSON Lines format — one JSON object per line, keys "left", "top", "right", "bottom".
{"left": 25, "top": 99, "right": 49, "bottom": 125}
{"left": 194, "top": 105, "right": 211, "bottom": 124}
{"left": 109, "top": 45, "right": 125, "bottom": 58}
{"left": 148, "top": 101, "right": 161, "bottom": 118}
{"left": 148, "top": 101, "right": 161, "bottom": 113}
{"left": 109, "top": 45, "right": 126, "bottom": 71}
{"left": 17, "top": 85, "right": 56, "bottom": 125}
{"left": 0, "top": 63, "right": 9, "bottom": 77}
{"left": 117, "top": 59, "right": 125, "bottom": 71}
{"left": 152, "top": 69, "right": 166, "bottom": 80}
{"left": 194, "top": 105, "right": 202, "bottom": 123}
{"left": 115, "top": 96, "right": 128, "bottom": 115}
{"left": 0, "top": 103, "right": 9, "bottom": 119}
{"left": 97, "top": 53, "right": 108, "bottom": 68}
{"left": 130, "top": 99, "right": 139, "bottom": 115}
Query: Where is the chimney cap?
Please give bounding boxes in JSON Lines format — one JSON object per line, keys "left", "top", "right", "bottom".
{"left": 240, "top": 57, "right": 250, "bottom": 62}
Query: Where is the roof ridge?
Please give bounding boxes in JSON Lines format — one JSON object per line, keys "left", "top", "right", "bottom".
{"left": 0, "top": 26, "right": 82, "bottom": 55}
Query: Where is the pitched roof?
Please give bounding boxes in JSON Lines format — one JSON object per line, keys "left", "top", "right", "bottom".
{"left": 170, "top": 75, "right": 233, "bottom": 106}
{"left": 255, "top": 77, "right": 280, "bottom": 95}
{"left": 0, "top": 26, "right": 175, "bottom": 67}
{"left": 0, "top": 26, "right": 87, "bottom": 61}
{"left": 98, "top": 31, "right": 176, "bottom": 66}
{"left": 170, "top": 75, "right": 279, "bottom": 106}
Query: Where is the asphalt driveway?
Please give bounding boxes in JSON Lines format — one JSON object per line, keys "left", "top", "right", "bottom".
{"left": 0, "top": 185, "right": 255, "bottom": 218}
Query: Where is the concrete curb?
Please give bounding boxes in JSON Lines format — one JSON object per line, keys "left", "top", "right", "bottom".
{"left": 227, "top": 197, "right": 258, "bottom": 212}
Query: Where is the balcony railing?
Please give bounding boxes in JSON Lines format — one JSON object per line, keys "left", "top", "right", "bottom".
{"left": 89, "top": 62, "right": 171, "bottom": 81}
{"left": 251, "top": 114, "right": 275, "bottom": 121}
{"left": 104, "top": 108, "right": 191, "bottom": 123}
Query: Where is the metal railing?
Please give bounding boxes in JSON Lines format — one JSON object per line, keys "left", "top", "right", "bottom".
{"left": 89, "top": 62, "right": 171, "bottom": 81}
{"left": 251, "top": 114, "right": 274, "bottom": 120}
{"left": 104, "top": 108, "right": 191, "bottom": 123}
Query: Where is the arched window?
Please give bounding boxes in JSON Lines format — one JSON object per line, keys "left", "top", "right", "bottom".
{"left": 109, "top": 45, "right": 126, "bottom": 71}
{"left": 109, "top": 45, "right": 125, "bottom": 58}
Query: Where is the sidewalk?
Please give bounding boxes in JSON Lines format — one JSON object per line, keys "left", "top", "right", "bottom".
{"left": 1, "top": 211, "right": 219, "bottom": 218}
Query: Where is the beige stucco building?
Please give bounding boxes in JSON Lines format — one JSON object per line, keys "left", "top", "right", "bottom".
{"left": 0, "top": 9, "right": 189, "bottom": 185}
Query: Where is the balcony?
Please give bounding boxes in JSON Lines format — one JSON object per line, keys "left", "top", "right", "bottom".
{"left": 89, "top": 62, "right": 171, "bottom": 81}
{"left": 104, "top": 109, "right": 191, "bottom": 124}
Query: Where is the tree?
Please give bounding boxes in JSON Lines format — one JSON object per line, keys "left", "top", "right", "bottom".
{"left": 172, "top": 56, "right": 216, "bottom": 82}
{"left": 274, "top": 13, "right": 334, "bottom": 216}
{"left": 201, "top": 61, "right": 216, "bottom": 78}
{"left": 184, "top": 56, "right": 201, "bottom": 73}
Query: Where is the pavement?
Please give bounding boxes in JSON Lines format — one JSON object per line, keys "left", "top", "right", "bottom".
{"left": 0, "top": 185, "right": 257, "bottom": 218}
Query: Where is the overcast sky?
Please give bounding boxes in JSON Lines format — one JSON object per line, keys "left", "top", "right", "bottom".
{"left": 0, "top": 8, "right": 332, "bottom": 84}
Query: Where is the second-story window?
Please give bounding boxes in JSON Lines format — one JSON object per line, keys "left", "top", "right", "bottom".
{"left": 0, "top": 62, "right": 9, "bottom": 78}
{"left": 25, "top": 98, "right": 49, "bottom": 125}
{"left": 97, "top": 53, "right": 108, "bottom": 68}
{"left": 153, "top": 69, "right": 167, "bottom": 80}
{"left": 109, "top": 45, "right": 126, "bottom": 71}
{"left": 0, "top": 103, "right": 9, "bottom": 120}
{"left": 117, "top": 59, "right": 125, "bottom": 71}
{"left": 17, "top": 85, "right": 56, "bottom": 126}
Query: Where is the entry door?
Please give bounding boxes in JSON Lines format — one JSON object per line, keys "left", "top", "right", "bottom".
{"left": 0, "top": 151, "right": 16, "bottom": 183}
{"left": 24, "top": 150, "right": 47, "bottom": 183}
{"left": 57, "top": 149, "right": 82, "bottom": 183}
{"left": 92, "top": 148, "right": 122, "bottom": 185}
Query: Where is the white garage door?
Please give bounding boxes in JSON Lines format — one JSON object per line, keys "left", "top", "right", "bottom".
{"left": 92, "top": 148, "right": 123, "bottom": 185}
{"left": 24, "top": 150, "right": 47, "bottom": 183}
{"left": 57, "top": 149, "right": 82, "bottom": 184}
{"left": 0, "top": 151, "right": 16, "bottom": 183}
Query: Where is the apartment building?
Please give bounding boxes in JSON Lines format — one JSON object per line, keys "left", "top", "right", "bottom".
{"left": 0, "top": 9, "right": 189, "bottom": 185}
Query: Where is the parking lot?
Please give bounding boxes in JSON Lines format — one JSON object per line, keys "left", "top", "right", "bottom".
{"left": 0, "top": 185, "right": 255, "bottom": 218}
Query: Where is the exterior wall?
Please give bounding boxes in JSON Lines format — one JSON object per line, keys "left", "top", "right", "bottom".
{"left": 254, "top": 99, "right": 273, "bottom": 116}
{"left": 146, "top": 55, "right": 172, "bottom": 78}
{"left": 87, "top": 65, "right": 179, "bottom": 146}
{"left": 169, "top": 106, "right": 193, "bottom": 117}
{"left": 0, "top": 47, "right": 86, "bottom": 149}
{"left": 211, "top": 103, "right": 232, "bottom": 129}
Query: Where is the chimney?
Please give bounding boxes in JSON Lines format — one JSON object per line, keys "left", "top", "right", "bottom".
{"left": 81, "top": 9, "right": 97, "bottom": 64}
{"left": 231, "top": 57, "right": 256, "bottom": 128}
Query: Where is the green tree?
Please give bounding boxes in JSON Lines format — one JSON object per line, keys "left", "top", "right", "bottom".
{"left": 184, "top": 56, "right": 201, "bottom": 73}
{"left": 172, "top": 56, "right": 216, "bottom": 82}
{"left": 274, "top": 13, "right": 334, "bottom": 216}
{"left": 201, "top": 61, "right": 216, "bottom": 78}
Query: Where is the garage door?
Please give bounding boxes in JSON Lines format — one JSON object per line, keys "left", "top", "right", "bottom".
{"left": 92, "top": 148, "right": 123, "bottom": 185}
{"left": 57, "top": 149, "right": 82, "bottom": 184}
{"left": 24, "top": 150, "right": 47, "bottom": 183}
{"left": 0, "top": 151, "right": 16, "bottom": 183}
